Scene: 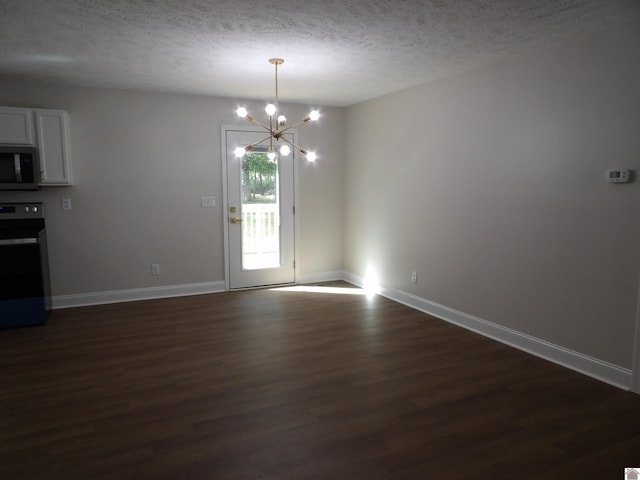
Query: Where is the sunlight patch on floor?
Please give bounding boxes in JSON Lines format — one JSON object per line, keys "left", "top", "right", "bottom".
{"left": 270, "top": 285, "right": 367, "bottom": 295}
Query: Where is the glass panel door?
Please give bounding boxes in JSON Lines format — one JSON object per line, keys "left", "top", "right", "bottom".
{"left": 241, "top": 152, "right": 280, "bottom": 270}
{"left": 224, "top": 128, "right": 295, "bottom": 289}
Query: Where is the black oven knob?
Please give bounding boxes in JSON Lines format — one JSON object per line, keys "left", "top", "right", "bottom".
{"left": 32, "top": 206, "right": 38, "bottom": 213}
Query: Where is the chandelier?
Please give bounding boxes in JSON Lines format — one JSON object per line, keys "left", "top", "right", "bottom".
{"left": 234, "top": 58, "right": 319, "bottom": 162}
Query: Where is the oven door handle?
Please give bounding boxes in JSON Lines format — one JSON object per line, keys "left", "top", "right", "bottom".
{"left": 0, "top": 238, "right": 38, "bottom": 246}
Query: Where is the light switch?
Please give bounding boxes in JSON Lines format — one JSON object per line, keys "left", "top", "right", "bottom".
{"left": 201, "top": 196, "right": 216, "bottom": 207}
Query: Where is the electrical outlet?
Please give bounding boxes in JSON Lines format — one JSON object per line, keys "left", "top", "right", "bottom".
{"left": 61, "top": 198, "right": 72, "bottom": 211}
{"left": 201, "top": 196, "right": 216, "bottom": 207}
{"left": 411, "top": 271, "right": 418, "bottom": 283}
{"left": 151, "top": 264, "right": 160, "bottom": 276}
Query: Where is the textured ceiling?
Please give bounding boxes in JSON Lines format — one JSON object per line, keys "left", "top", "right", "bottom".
{"left": 0, "top": 0, "right": 638, "bottom": 106}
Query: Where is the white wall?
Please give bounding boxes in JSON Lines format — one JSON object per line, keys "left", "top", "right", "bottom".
{"left": 344, "top": 24, "right": 640, "bottom": 372}
{"left": 0, "top": 82, "right": 344, "bottom": 302}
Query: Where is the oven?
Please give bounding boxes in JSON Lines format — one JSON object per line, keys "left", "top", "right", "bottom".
{"left": 0, "top": 203, "right": 51, "bottom": 328}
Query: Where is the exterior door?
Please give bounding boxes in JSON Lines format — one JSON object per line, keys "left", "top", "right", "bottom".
{"left": 224, "top": 128, "right": 296, "bottom": 289}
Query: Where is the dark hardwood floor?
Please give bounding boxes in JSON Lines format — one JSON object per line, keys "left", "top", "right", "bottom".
{"left": 1, "top": 281, "right": 639, "bottom": 479}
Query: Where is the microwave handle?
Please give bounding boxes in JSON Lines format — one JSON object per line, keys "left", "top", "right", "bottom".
{"left": 0, "top": 238, "right": 38, "bottom": 246}
{"left": 14, "top": 153, "right": 22, "bottom": 183}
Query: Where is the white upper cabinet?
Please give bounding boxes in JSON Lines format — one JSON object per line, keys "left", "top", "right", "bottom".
{"left": 0, "top": 106, "right": 73, "bottom": 186}
{"left": 0, "top": 106, "right": 35, "bottom": 145}
{"left": 35, "top": 109, "right": 73, "bottom": 185}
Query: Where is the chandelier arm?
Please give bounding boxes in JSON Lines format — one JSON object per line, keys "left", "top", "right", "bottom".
{"left": 242, "top": 115, "right": 272, "bottom": 132}
{"left": 279, "top": 135, "right": 311, "bottom": 156}
{"left": 269, "top": 116, "right": 274, "bottom": 151}
{"left": 275, "top": 115, "right": 314, "bottom": 136}
{"left": 244, "top": 133, "right": 277, "bottom": 151}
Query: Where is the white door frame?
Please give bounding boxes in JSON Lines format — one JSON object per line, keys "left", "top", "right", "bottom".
{"left": 220, "top": 124, "right": 300, "bottom": 290}
{"left": 632, "top": 279, "right": 640, "bottom": 393}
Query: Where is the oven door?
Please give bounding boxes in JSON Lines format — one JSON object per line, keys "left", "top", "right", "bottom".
{"left": 0, "top": 235, "right": 47, "bottom": 328}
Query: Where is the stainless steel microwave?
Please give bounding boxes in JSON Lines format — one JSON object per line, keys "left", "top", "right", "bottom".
{"left": 0, "top": 146, "right": 40, "bottom": 190}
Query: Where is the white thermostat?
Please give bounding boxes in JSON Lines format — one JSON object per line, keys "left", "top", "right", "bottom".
{"left": 606, "top": 169, "right": 630, "bottom": 183}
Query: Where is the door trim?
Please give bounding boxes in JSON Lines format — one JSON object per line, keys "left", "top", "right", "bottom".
{"left": 220, "top": 125, "right": 300, "bottom": 291}
{"left": 632, "top": 278, "right": 640, "bottom": 393}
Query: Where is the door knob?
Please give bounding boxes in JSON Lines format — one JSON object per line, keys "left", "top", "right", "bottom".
{"left": 230, "top": 217, "right": 243, "bottom": 224}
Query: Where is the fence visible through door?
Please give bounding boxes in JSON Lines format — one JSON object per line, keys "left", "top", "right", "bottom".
{"left": 241, "top": 203, "right": 280, "bottom": 270}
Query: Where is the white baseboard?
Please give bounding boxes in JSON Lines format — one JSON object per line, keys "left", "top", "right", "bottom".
{"left": 298, "top": 270, "right": 344, "bottom": 284}
{"left": 51, "top": 270, "right": 345, "bottom": 310}
{"left": 342, "top": 271, "right": 633, "bottom": 391}
{"left": 52, "top": 281, "right": 226, "bottom": 309}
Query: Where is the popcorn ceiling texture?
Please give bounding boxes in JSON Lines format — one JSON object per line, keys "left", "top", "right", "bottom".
{"left": 0, "top": 0, "right": 638, "bottom": 106}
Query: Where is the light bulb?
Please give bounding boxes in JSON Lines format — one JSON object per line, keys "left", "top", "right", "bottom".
{"left": 234, "top": 147, "right": 246, "bottom": 158}
{"left": 267, "top": 147, "right": 276, "bottom": 161}
{"left": 236, "top": 107, "right": 248, "bottom": 118}
{"left": 265, "top": 104, "right": 276, "bottom": 116}
{"left": 277, "top": 115, "right": 287, "bottom": 127}
{"left": 279, "top": 144, "right": 291, "bottom": 156}
{"left": 309, "top": 110, "right": 320, "bottom": 121}
{"left": 306, "top": 151, "right": 317, "bottom": 162}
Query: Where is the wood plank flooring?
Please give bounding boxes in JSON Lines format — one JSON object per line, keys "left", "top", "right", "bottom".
{"left": 1, "top": 282, "right": 640, "bottom": 479}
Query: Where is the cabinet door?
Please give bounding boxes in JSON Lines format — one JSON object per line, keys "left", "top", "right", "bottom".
{"left": 35, "top": 109, "right": 73, "bottom": 185}
{"left": 0, "top": 106, "right": 35, "bottom": 145}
